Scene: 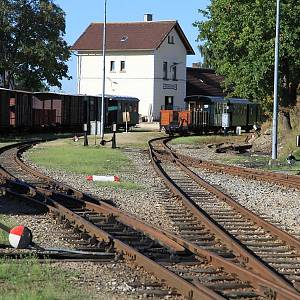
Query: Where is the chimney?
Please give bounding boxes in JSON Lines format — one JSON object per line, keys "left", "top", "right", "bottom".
{"left": 144, "top": 14, "right": 153, "bottom": 22}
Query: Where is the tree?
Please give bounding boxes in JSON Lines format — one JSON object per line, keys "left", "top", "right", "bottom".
{"left": 0, "top": 0, "right": 71, "bottom": 91}
{"left": 194, "top": 0, "right": 300, "bottom": 129}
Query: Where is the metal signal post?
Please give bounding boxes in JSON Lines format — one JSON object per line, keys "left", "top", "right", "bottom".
{"left": 100, "top": 0, "right": 107, "bottom": 144}
{"left": 272, "top": 0, "right": 280, "bottom": 160}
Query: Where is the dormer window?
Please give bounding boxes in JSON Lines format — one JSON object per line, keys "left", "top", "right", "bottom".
{"left": 168, "top": 35, "right": 175, "bottom": 44}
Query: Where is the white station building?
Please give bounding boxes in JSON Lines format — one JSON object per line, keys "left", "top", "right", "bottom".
{"left": 72, "top": 14, "right": 194, "bottom": 121}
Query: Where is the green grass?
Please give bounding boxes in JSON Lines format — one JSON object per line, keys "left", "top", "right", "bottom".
{"left": 169, "top": 134, "right": 246, "bottom": 146}
{"left": 0, "top": 216, "right": 16, "bottom": 245}
{"left": 0, "top": 133, "right": 73, "bottom": 148}
{"left": 216, "top": 149, "right": 300, "bottom": 174}
{"left": 95, "top": 181, "right": 142, "bottom": 190}
{"left": 28, "top": 140, "right": 132, "bottom": 175}
{"left": 87, "top": 131, "right": 165, "bottom": 150}
{"left": 0, "top": 257, "right": 92, "bottom": 300}
{"left": 27, "top": 139, "right": 142, "bottom": 189}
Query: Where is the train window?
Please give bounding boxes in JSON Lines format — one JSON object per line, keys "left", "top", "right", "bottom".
{"left": 133, "top": 103, "right": 137, "bottom": 112}
{"left": 189, "top": 101, "right": 196, "bottom": 110}
{"left": 128, "top": 104, "right": 133, "bottom": 112}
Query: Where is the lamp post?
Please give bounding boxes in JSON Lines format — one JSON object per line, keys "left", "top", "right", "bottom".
{"left": 100, "top": 0, "right": 107, "bottom": 144}
{"left": 272, "top": 0, "right": 280, "bottom": 160}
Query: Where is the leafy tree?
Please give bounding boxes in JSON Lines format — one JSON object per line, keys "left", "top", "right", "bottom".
{"left": 0, "top": 0, "right": 71, "bottom": 91}
{"left": 194, "top": 0, "right": 300, "bottom": 129}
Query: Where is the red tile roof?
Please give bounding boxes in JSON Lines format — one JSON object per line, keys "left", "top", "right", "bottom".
{"left": 186, "top": 67, "right": 225, "bottom": 97}
{"left": 72, "top": 21, "right": 194, "bottom": 54}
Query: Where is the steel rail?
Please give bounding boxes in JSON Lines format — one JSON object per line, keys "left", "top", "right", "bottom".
{"left": 2, "top": 183, "right": 225, "bottom": 300}
{"left": 163, "top": 140, "right": 300, "bottom": 250}
{"left": 3, "top": 175, "right": 298, "bottom": 300}
{"left": 26, "top": 184, "right": 300, "bottom": 299}
{"left": 176, "top": 150, "right": 300, "bottom": 189}
{"left": 4, "top": 140, "right": 300, "bottom": 298}
{"left": 148, "top": 137, "right": 300, "bottom": 295}
{"left": 0, "top": 143, "right": 227, "bottom": 300}
{"left": 71, "top": 195, "right": 300, "bottom": 300}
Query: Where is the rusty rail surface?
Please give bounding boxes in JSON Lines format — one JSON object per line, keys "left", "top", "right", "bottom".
{"left": 1, "top": 141, "right": 300, "bottom": 299}
{"left": 0, "top": 142, "right": 300, "bottom": 299}
{"left": 0, "top": 142, "right": 251, "bottom": 299}
{"left": 148, "top": 137, "right": 300, "bottom": 298}
{"left": 162, "top": 139, "right": 300, "bottom": 250}
{"left": 0, "top": 142, "right": 227, "bottom": 299}
{"left": 174, "top": 146, "right": 300, "bottom": 190}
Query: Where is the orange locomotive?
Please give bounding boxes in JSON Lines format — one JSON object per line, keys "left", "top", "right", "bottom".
{"left": 160, "top": 108, "right": 190, "bottom": 134}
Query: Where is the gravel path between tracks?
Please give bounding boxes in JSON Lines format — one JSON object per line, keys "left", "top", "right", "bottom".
{"left": 171, "top": 143, "right": 300, "bottom": 236}
{"left": 7, "top": 141, "right": 300, "bottom": 298}
{"left": 22, "top": 147, "right": 179, "bottom": 234}
{"left": 0, "top": 197, "right": 179, "bottom": 299}
{"left": 0, "top": 147, "right": 181, "bottom": 300}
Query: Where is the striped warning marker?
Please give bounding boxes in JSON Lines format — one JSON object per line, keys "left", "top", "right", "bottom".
{"left": 86, "top": 175, "right": 120, "bottom": 182}
{"left": 9, "top": 225, "right": 32, "bottom": 249}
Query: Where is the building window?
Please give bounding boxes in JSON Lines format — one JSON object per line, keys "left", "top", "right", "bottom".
{"left": 165, "top": 96, "right": 174, "bottom": 110}
{"left": 110, "top": 61, "right": 115, "bottom": 72}
{"left": 163, "top": 62, "right": 168, "bottom": 80}
{"left": 168, "top": 35, "right": 175, "bottom": 44}
{"left": 120, "top": 60, "right": 126, "bottom": 72}
{"left": 171, "top": 64, "right": 177, "bottom": 81}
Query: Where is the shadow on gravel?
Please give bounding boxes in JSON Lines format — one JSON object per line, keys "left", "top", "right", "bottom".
{"left": 0, "top": 196, "right": 47, "bottom": 216}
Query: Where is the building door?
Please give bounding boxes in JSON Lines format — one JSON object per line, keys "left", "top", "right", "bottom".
{"left": 165, "top": 96, "right": 174, "bottom": 110}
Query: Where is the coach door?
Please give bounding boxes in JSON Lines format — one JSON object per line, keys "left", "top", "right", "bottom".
{"left": 188, "top": 101, "right": 196, "bottom": 111}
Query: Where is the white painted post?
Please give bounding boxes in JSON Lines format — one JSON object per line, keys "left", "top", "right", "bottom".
{"left": 100, "top": 0, "right": 107, "bottom": 144}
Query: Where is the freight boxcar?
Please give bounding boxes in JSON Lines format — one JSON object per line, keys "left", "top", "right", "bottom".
{"left": 0, "top": 88, "right": 10, "bottom": 131}
{"left": 32, "top": 93, "right": 140, "bottom": 133}
{"left": 0, "top": 88, "right": 140, "bottom": 133}
{"left": 0, "top": 88, "right": 33, "bottom": 131}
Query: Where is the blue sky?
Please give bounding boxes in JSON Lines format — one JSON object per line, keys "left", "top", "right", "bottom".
{"left": 54, "top": 0, "right": 211, "bottom": 93}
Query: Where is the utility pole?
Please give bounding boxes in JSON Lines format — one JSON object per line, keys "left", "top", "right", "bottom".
{"left": 100, "top": 0, "right": 107, "bottom": 144}
{"left": 272, "top": 0, "right": 280, "bottom": 160}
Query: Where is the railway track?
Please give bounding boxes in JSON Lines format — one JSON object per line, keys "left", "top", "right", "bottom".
{"left": 171, "top": 142, "right": 300, "bottom": 190}
{"left": 149, "top": 137, "right": 300, "bottom": 298}
{"left": 0, "top": 141, "right": 299, "bottom": 299}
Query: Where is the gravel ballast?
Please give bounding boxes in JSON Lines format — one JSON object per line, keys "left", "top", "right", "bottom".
{"left": 171, "top": 143, "right": 300, "bottom": 236}
{"left": 23, "top": 141, "right": 300, "bottom": 239}
{"left": 2, "top": 139, "right": 300, "bottom": 298}
{"left": 23, "top": 146, "right": 178, "bottom": 233}
{"left": 0, "top": 145, "right": 181, "bottom": 299}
